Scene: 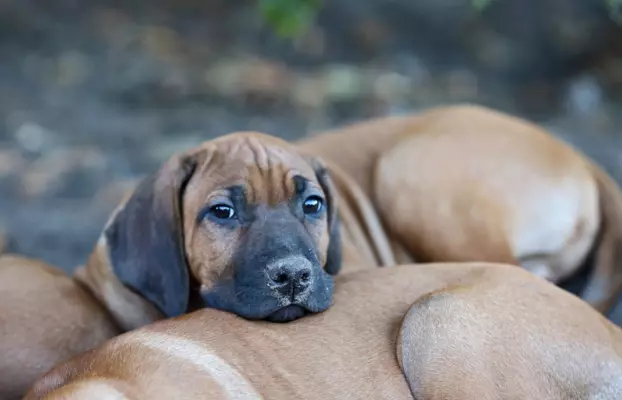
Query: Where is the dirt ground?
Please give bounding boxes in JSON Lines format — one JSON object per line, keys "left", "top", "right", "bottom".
{"left": 2, "top": 0, "right": 622, "bottom": 323}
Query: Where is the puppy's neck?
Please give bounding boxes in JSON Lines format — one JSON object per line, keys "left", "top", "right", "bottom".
{"left": 73, "top": 237, "right": 164, "bottom": 332}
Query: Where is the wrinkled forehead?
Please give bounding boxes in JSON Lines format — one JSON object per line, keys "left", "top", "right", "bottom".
{"left": 188, "top": 133, "right": 319, "bottom": 205}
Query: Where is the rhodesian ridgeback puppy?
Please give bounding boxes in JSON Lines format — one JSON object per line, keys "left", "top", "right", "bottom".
{"left": 71, "top": 104, "right": 622, "bottom": 336}
{"left": 27, "top": 263, "right": 622, "bottom": 400}
{"left": 73, "top": 131, "right": 396, "bottom": 332}
{"left": 0, "top": 255, "right": 120, "bottom": 400}
{"left": 299, "top": 104, "right": 622, "bottom": 313}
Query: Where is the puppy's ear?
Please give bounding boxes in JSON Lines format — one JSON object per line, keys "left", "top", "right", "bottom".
{"left": 306, "top": 156, "right": 342, "bottom": 275}
{"left": 103, "top": 154, "right": 197, "bottom": 318}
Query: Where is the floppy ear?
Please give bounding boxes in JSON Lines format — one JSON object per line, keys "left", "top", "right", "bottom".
{"left": 103, "top": 154, "right": 197, "bottom": 318}
{"left": 307, "top": 156, "right": 343, "bottom": 275}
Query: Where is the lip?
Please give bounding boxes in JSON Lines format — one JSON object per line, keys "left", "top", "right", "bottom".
{"left": 264, "top": 304, "right": 307, "bottom": 322}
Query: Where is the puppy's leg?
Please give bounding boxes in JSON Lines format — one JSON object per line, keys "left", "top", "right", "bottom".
{"left": 397, "top": 268, "right": 622, "bottom": 400}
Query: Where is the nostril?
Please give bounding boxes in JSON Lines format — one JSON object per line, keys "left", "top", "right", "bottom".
{"left": 274, "top": 272, "right": 289, "bottom": 284}
{"left": 300, "top": 271, "right": 310, "bottom": 282}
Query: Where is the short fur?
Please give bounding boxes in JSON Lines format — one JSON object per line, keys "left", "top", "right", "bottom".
{"left": 300, "top": 104, "right": 622, "bottom": 314}
{"left": 0, "top": 255, "right": 120, "bottom": 400}
{"left": 72, "top": 104, "right": 622, "bottom": 335}
{"left": 28, "top": 263, "right": 622, "bottom": 400}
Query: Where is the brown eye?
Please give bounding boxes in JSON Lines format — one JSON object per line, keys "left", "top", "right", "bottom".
{"left": 302, "top": 196, "right": 323, "bottom": 215}
{"left": 209, "top": 204, "right": 235, "bottom": 220}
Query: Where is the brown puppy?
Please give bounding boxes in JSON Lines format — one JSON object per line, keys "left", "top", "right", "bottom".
{"left": 74, "top": 132, "right": 394, "bottom": 332}
{"left": 73, "top": 104, "right": 621, "bottom": 335}
{"left": 28, "top": 263, "right": 622, "bottom": 400}
{"left": 299, "top": 104, "right": 622, "bottom": 313}
{"left": 0, "top": 255, "right": 120, "bottom": 400}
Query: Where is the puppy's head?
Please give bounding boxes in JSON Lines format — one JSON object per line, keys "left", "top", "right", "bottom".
{"left": 104, "top": 132, "right": 341, "bottom": 323}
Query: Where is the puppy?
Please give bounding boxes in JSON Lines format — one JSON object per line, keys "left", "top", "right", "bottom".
{"left": 28, "top": 263, "right": 622, "bottom": 399}
{"left": 74, "top": 132, "right": 396, "bottom": 332}
{"left": 73, "top": 104, "right": 622, "bottom": 335}
{"left": 299, "top": 104, "right": 622, "bottom": 313}
{"left": 0, "top": 255, "right": 120, "bottom": 400}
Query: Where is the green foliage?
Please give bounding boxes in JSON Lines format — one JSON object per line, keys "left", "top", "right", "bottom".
{"left": 471, "top": 0, "right": 496, "bottom": 12}
{"left": 258, "top": 0, "right": 323, "bottom": 38}
{"left": 606, "top": 0, "right": 622, "bottom": 23}
{"left": 257, "top": 0, "right": 622, "bottom": 38}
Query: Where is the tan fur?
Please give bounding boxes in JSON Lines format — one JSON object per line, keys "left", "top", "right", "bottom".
{"left": 73, "top": 237, "right": 163, "bottom": 332}
{"left": 75, "top": 131, "right": 391, "bottom": 332}
{"left": 73, "top": 104, "right": 621, "bottom": 337}
{"left": 28, "top": 263, "right": 622, "bottom": 399}
{"left": 300, "top": 104, "right": 620, "bottom": 313}
{"left": 0, "top": 255, "right": 120, "bottom": 400}
{"left": 399, "top": 265, "right": 622, "bottom": 399}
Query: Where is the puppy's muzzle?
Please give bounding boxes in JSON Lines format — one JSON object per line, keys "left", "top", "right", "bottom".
{"left": 266, "top": 256, "right": 313, "bottom": 301}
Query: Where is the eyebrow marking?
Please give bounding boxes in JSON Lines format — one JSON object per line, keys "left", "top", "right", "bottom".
{"left": 292, "top": 175, "right": 308, "bottom": 195}
{"left": 226, "top": 185, "right": 246, "bottom": 204}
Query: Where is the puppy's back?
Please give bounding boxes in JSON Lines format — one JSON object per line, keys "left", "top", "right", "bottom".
{"left": 29, "top": 263, "right": 502, "bottom": 400}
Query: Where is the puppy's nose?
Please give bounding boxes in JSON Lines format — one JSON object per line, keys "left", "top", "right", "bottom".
{"left": 267, "top": 258, "right": 313, "bottom": 298}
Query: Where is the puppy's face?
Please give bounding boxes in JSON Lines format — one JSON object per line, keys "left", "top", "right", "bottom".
{"left": 183, "top": 135, "right": 336, "bottom": 321}
{"left": 104, "top": 132, "right": 341, "bottom": 323}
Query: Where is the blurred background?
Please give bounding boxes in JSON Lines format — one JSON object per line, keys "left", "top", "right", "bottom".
{"left": 2, "top": 0, "right": 622, "bottom": 319}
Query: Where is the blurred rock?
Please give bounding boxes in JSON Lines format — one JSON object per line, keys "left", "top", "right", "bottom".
{"left": 0, "top": 149, "right": 25, "bottom": 178}
{"left": 353, "top": 18, "right": 390, "bottom": 53}
{"left": 19, "top": 148, "right": 107, "bottom": 198}
{"left": 204, "top": 59, "right": 245, "bottom": 97}
{"left": 148, "top": 136, "right": 202, "bottom": 163}
{"left": 56, "top": 51, "right": 91, "bottom": 87}
{"left": 322, "top": 64, "right": 365, "bottom": 101}
{"left": 13, "top": 122, "right": 50, "bottom": 153}
{"left": 140, "top": 26, "right": 183, "bottom": 62}
{"left": 239, "top": 58, "right": 293, "bottom": 99}
{"left": 293, "top": 26, "right": 326, "bottom": 57}
{"left": 564, "top": 74, "right": 603, "bottom": 116}
{"left": 92, "top": 8, "right": 134, "bottom": 43}
{"left": 444, "top": 69, "right": 479, "bottom": 101}
{"left": 90, "top": 178, "right": 141, "bottom": 212}
{"left": 292, "top": 74, "right": 327, "bottom": 110}
{"left": 372, "top": 72, "right": 412, "bottom": 103}
{"left": 204, "top": 57, "right": 294, "bottom": 107}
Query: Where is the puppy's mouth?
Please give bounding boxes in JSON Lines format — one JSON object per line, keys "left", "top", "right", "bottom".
{"left": 264, "top": 305, "right": 307, "bottom": 322}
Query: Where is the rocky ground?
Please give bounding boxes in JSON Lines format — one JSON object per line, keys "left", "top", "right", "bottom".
{"left": 2, "top": 0, "right": 622, "bottom": 322}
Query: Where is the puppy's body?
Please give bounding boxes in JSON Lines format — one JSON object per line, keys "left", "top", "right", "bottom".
{"left": 398, "top": 264, "right": 622, "bottom": 399}
{"left": 0, "top": 255, "right": 120, "bottom": 400}
{"left": 300, "top": 104, "right": 622, "bottom": 312}
{"left": 29, "top": 263, "right": 622, "bottom": 400}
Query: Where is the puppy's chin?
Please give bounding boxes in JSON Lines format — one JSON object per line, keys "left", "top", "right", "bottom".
{"left": 265, "top": 305, "right": 307, "bottom": 322}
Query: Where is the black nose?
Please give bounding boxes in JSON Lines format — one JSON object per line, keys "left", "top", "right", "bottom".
{"left": 267, "top": 261, "right": 313, "bottom": 299}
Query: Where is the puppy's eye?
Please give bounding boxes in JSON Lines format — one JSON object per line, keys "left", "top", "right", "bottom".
{"left": 208, "top": 204, "right": 236, "bottom": 220}
{"left": 302, "top": 196, "right": 323, "bottom": 215}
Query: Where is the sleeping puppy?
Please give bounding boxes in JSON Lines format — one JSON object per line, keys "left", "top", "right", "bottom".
{"left": 28, "top": 263, "right": 622, "bottom": 400}
{"left": 299, "top": 104, "right": 622, "bottom": 314}
{"left": 0, "top": 255, "right": 120, "bottom": 400}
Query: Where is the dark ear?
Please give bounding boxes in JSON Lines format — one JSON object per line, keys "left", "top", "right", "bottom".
{"left": 103, "top": 154, "right": 197, "bottom": 318}
{"left": 307, "top": 156, "right": 342, "bottom": 275}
